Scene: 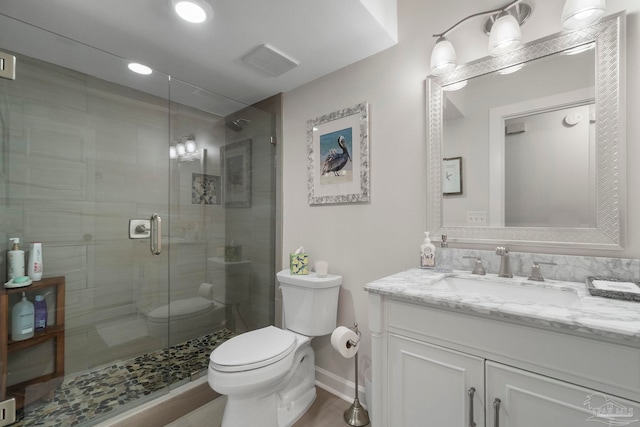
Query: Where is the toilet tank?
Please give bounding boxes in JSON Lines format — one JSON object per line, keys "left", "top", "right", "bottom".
{"left": 277, "top": 269, "right": 342, "bottom": 336}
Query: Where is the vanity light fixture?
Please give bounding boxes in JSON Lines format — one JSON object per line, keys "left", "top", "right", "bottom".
{"left": 172, "top": 0, "right": 213, "bottom": 24}
{"left": 561, "top": 0, "right": 606, "bottom": 30}
{"left": 128, "top": 62, "right": 153, "bottom": 75}
{"left": 170, "top": 135, "right": 201, "bottom": 161}
{"left": 429, "top": 0, "right": 531, "bottom": 75}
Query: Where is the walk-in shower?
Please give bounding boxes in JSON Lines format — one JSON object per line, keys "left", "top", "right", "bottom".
{"left": 0, "top": 13, "right": 277, "bottom": 426}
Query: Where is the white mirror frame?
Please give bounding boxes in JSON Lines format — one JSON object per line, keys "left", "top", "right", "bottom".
{"left": 427, "top": 12, "right": 626, "bottom": 250}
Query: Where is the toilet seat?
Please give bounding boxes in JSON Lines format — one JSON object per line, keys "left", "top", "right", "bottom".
{"left": 210, "top": 326, "right": 297, "bottom": 372}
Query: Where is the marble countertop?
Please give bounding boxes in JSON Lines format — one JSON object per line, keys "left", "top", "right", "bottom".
{"left": 364, "top": 268, "right": 640, "bottom": 346}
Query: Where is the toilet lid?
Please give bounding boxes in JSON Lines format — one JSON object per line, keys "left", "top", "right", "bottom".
{"left": 210, "top": 326, "right": 296, "bottom": 372}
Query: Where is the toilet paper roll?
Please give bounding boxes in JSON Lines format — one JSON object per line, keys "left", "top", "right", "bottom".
{"left": 198, "top": 282, "right": 215, "bottom": 300}
{"left": 331, "top": 326, "right": 359, "bottom": 359}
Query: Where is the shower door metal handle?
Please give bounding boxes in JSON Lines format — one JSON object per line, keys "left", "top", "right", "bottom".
{"left": 150, "top": 213, "right": 162, "bottom": 255}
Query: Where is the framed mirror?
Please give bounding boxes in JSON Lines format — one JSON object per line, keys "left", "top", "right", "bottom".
{"left": 427, "top": 12, "right": 625, "bottom": 249}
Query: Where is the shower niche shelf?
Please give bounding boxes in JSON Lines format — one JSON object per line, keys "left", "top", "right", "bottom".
{"left": 0, "top": 276, "right": 65, "bottom": 408}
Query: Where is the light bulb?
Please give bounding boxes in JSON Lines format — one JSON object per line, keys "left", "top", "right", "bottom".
{"left": 430, "top": 37, "right": 457, "bottom": 76}
{"left": 128, "top": 63, "right": 152, "bottom": 75}
{"left": 185, "top": 139, "right": 197, "bottom": 153}
{"left": 488, "top": 13, "right": 522, "bottom": 56}
{"left": 561, "top": 0, "right": 605, "bottom": 30}
{"left": 176, "top": 142, "right": 186, "bottom": 156}
{"left": 169, "top": 146, "right": 177, "bottom": 159}
{"left": 173, "top": 1, "right": 211, "bottom": 24}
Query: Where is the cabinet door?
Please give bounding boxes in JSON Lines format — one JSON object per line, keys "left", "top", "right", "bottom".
{"left": 487, "top": 361, "right": 640, "bottom": 427}
{"left": 388, "top": 334, "right": 485, "bottom": 427}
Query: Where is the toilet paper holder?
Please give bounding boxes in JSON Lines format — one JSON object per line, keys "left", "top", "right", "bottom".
{"left": 346, "top": 322, "right": 361, "bottom": 350}
{"left": 343, "top": 322, "right": 370, "bottom": 427}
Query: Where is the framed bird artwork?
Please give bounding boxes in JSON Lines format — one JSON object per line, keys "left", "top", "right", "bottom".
{"left": 306, "top": 102, "right": 370, "bottom": 205}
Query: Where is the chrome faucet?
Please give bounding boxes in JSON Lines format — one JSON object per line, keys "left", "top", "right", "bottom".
{"left": 463, "top": 256, "right": 486, "bottom": 275}
{"left": 495, "top": 246, "right": 513, "bottom": 278}
{"left": 528, "top": 261, "right": 557, "bottom": 282}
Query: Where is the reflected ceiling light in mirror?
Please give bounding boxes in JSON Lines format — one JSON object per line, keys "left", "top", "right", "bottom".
{"left": 497, "top": 63, "right": 525, "bottom": 75}
{"left": 429, "top": 1, "right": 531, "bottom": 76}
{"left": 172, "top": 0, "right": 213, "bottom": 24}
{"left": 442, "top": 80, "right": 467, "bottom": 91}
{"left": 561, "top": 0, "right": 605, "bottom": 30}
{"left": 170, "top": 135, "right": 202, "bottom": 161}
{"left": 128, "top": 62, "right": 152, "bottom": 75}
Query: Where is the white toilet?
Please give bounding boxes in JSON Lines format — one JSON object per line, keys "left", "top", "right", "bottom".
{"left": 208, "top": 269, "right": 342, "bottom": 427}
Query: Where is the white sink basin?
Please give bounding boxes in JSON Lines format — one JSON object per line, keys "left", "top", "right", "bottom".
{"left": 439, "top": 276, "right": 581, "bottom": 307}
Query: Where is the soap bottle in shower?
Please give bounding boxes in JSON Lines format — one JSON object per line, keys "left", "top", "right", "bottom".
{"left": 436, "top": 234, "right": 453, "bottom": 273}
{"left": 12, "top": 292, "right": 35, "bottom": 341}
{"left": 8, "top": 237, "right": 25, "bottom": 280}
{"left": 420, "top": 232, "right": 435, "bottom": 268}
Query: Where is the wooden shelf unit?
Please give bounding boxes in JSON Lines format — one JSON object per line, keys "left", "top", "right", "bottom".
{"left": 1, "top": 276, "right": 65, "bottom": 408}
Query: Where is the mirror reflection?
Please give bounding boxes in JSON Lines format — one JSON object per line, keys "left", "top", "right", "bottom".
{"left": 442, "top": 45, "right": 595, "bottom": 228}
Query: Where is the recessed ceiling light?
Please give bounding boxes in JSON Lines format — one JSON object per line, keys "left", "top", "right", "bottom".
{"left": 172, "top": 0, "right": 212, "bottom": 24}
{"left": 128, "top": 62, "right": 153, "bottom": 75}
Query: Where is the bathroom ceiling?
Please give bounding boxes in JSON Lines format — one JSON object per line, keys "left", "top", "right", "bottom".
{"left": 0, "top": 0, "right": 397, "bottom": 112}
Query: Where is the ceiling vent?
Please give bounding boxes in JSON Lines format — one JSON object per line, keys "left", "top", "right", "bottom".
{"left": 241, "top": 44, "right": 298, "bottom": 77}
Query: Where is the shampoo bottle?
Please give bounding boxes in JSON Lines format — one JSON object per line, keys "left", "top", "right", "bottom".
{"left": 34, "top": 294, "right": 47, "bottom": 330}
{"left": 28, "top": 242, "right": 43, "bottom": 281}
{"left": 12, "top": 292, "right": 34, "bottom": 341}
{"left": 420, "top": 232, "right": 436, "bottom": 268}
{"left": 8, "top": 237, "right": 25, "bottom": 280}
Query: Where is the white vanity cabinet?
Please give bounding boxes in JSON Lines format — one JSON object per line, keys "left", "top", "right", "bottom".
{"left": 486, "top": 362, "right": 640, "bottom": 427}
{"left": 388, "top": 334, "right": 485, "bottom": 426}
{"left": 369, "top": 294, "right": 640, "bottom": 427}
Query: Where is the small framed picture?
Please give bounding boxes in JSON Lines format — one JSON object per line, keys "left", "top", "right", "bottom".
{"left": 443, "top": 156, "right": 462, "bottom": 196}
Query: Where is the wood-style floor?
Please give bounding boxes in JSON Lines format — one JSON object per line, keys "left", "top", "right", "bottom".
{"left": 293, "top": 387, "right": 353, "bottom": 427}
{"left": 167, "top": 386, "right": 360, "bottom": 427}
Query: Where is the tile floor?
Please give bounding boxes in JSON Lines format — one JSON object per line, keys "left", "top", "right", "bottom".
{"left": 14, "top": 329, "right": 234, "bottom": 427}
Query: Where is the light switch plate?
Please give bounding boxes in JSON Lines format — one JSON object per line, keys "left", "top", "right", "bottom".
{"left": 467, "top": 211, "right": 487, "bottom": 226}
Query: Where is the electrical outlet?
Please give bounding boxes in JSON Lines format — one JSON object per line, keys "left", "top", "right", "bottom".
{"left": 467, "top": 211, "right": 487, "bottom": 226}
{"left": 0, "top": 397, "right": 16, "bottom": 426}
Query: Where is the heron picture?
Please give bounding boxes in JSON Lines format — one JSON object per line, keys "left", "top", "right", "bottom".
{"left": 319, "top": 127, "right": 353, "bottom": 185}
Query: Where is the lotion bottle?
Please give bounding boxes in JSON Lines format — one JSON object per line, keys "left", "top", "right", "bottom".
{"left": 420, "top": 232, "right": 436, "bottom": 268}
{"left": 12, "top": 292, "right": 35, "bottom": 341}
{"left": 8, "top": 238, "right": 25, "bottom": 280}
{"left": 28, "top": 242, "right": 43, "bottom": 281}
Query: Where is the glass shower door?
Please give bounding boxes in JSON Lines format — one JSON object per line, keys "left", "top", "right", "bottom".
{"left": 0, "top": 14, "right": 175, "bottom": 425}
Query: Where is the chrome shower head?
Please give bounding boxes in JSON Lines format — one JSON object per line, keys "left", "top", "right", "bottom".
{"left": 226, "top": 118, "right": 250, "bottom": 132}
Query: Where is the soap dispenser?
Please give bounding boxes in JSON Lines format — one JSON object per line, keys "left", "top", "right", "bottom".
{"left": 8, "top": 237, "right": 25, "bottom": 280}
{"left": 420, "top": 232, "right": 436, "bottom": 268}
{"left": 12, "top": 292, "right": 35, "bottom": 341}
{"left": 436, "top": 234, "right": 453, "bottom": 273}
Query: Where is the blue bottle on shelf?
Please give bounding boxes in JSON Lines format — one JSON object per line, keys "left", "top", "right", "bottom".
{"left": 34, "top": 294, "right": 47, "bottom": 330}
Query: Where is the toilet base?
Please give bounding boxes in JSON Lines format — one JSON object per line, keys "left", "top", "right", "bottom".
{"left": 217, "top": 343, "right": 316, "bottom": 427}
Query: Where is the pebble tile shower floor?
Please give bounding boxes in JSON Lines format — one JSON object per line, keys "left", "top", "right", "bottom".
{"left": 14, "top": 329, "right": 234, "bottom": 427}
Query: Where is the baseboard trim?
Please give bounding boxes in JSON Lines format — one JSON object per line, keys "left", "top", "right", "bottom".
{"left": 315, "top": 367, "right": 368, "bottom": 409}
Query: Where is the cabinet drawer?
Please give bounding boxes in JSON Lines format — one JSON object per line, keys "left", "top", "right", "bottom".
{"left": 388, "top": 299, "right": 640, "bottom": 402}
